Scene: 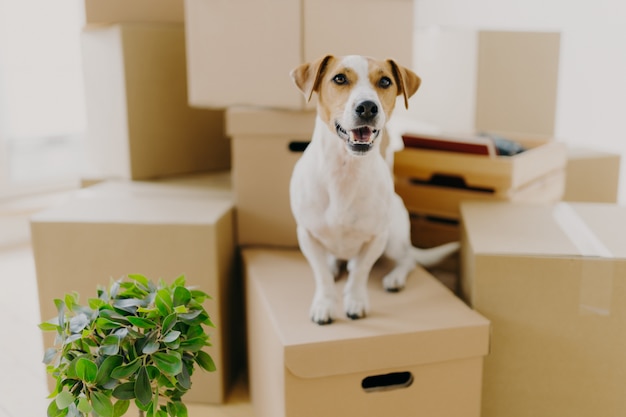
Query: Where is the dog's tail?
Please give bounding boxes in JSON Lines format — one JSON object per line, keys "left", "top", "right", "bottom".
{"left": 411, "top": 241, "right": 460, "bottom": 268}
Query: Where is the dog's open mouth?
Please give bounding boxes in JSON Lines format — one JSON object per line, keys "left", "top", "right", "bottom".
{"left": 335, "top": 122, "right": 380, "bottom": 154}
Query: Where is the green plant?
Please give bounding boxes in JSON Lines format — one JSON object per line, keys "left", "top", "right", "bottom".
{"left": 40, "top": 274, "right": 216, "bottom": 417}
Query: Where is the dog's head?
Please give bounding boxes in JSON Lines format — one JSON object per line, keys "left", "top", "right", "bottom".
{"left": 291, "top": 55, "right": 420, "bottom": 156}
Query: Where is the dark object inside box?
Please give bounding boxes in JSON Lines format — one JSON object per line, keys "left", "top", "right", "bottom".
{"left": 402, "top": 132, "right": 526, "bottom": 157}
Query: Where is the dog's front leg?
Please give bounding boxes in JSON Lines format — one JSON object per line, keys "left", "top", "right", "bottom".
{"left": 297, "top": 226, "right": 338, "bottom": 325}
{"left": 344, "top": 232, "right": 388, "bottom": 320}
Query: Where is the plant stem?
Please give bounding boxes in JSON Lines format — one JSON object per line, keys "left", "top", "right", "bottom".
{"left": 139, "top": 410, "right": 144, "bottom": 417}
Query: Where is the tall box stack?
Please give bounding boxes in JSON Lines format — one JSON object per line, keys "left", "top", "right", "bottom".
{"left": 460, "top": 201, "right": 626, "bottom": 417}
{"left": 393, "top": 31, "right": 566, "bottom": 250}
{"left": 81, "top": 20, "right": 229, "bottom": 181}
{"left": 31, "top": 173, "right": 238, "bottom": 405}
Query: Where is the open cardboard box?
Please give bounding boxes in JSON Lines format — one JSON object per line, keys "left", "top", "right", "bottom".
{"left": 460, "top": 201, "right": 626, "bottom": 417}
{"left": 244, "top": 248, "right": 490, "bottom": 417}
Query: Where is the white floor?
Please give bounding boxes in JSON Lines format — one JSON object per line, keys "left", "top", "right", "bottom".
{"left": 0, "top": 228, "right": 252, "bottom": 417}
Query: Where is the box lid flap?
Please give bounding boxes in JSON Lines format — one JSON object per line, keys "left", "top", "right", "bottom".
{"left": 461, "top": 201, "right": 626, "bottom": 258}
{"left": 243, "top": 249, "right": 490, "bottom": 379}
{"left": 226, "top": 108, "right": 316, "bottom": 137}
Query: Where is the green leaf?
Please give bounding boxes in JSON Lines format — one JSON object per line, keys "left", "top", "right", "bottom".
{"left": 75, "top": 358, "right": 98, "bottom": 383}
{"left": 88, "top": 298, "right": 106, "bottom": 310}
{"left": 176, "top": 363, "right": 191, "bottom": 390}
{"left": 152, "top": 352, "right": 182, "bottom": 376}
{"left": 95, "top": 355, "right": 123, "bottom": 385}
{"left": 173, "top": 305, "right": 188, "bottom": 314}
{"left": 173, "top": 286, "right": 191, "bottom": 307}
{"left": 39, "top": 321, "right": 59, "bottom": 332}
{"left": 180, "top": 336, "right": 208, "bottom": 352}
{"left": 77, "top": 397, "right": 93, "bottom": 414}
{"left": 96, "top": 317, "right": 123, "bottom": 330}
{"left": 162, "top": 330, "right": 180, "bottom": 343}
{"left": 162, "top": 313, "right": 177, "bottom": 334}
{"left": 113, "top": 399, "right": 130, "bottom": 417}
{"left": 128, "top": 274, "right": 150, "bottom": 288}
{"left": 127, "top": 316, "right": 157, "bottom": 329}
{"left": 155, "top": 289, "right": 172, "bottom": 316}
{"left": 43, "top": 348, "right": 57, "bottom": 365}
{"left": 175, "top": 402, "right": 188, "bottom": 417}
{"left": 142, "top": 340, "right": 160, "bottom": 355}
{"left": 55, "top": 390, "right": 74, "bottom": 410}
{"left": 112, "top": 382, "right": 136, "bottom": 400}
{"left": 111, "top": 357, "right": 142, "bottom": 379}
{"left": 135, "top": 366, "right": 153, "bottom": 406}
{"left": 46, "top": 399, "right": 65, "bottom": 417}
{"left": 64, "top": 292, "right": 78, "bottom": 312}
{"left": 195, "top": 350, "right": 216, "bottom": 372}
{"left": 172, "top": 275, "right": 186, "bottom": 287}
{"left": 91, "top": 391, "right": 114, "bottom": 417}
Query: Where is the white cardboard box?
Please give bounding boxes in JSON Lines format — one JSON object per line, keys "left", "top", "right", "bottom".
{"left": 184, "top": 0, "right": 413, "bottom": 109}
{"left": 31, "top": 174, "right": 237, "bottom": 404}
{"left": 244, "top": 248, "right": 490, "bottom": 417}
{"left": 81, "top": 23, "right": 229, "bottom": 180}
{"left": 460, "top": 201, "right": 626, "bottom": 417}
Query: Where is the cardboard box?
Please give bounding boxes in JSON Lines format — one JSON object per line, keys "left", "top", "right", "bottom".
{"left": 184, "top": 0, "right": 413, "bottom": 109}
{"left": 563, "top": 146, "right": 621, "bottom": 203}
{"left": 396, "top": 169, "right": 565, "bottom": 219}
{"left": 31, "top": 174, "right": 236, "bottom": 404}
{"left": 243, "top": 248, "right": 490, "bottom": 417}
{"left": 81, "top": 23, "right": 229, "bottom": 180}
{"left": 83, "top": 0, "right": 184, "bottom": 24}
{"left": 410, "top": 30, "right": 560, "bottom": 136}
{"left": 227, "top": 108, "right": 316, "bottom": 247}
{"left": 460, "top": 201, "right": 626, "bottom": 417}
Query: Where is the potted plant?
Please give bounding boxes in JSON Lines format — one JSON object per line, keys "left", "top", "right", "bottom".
{"left": 40, "top": 274, "right": 216, "bottom": 417}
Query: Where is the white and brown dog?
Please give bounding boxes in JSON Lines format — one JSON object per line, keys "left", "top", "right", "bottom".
{"left": 289, "top": 55, "right": 459, "bottom": 325}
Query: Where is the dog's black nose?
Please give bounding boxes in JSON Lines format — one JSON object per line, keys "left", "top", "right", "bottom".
{"left": 355, "top": 100, "right": 378, "bottom": 120}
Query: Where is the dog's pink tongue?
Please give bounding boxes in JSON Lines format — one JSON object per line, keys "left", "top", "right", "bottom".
{"left": 352, "top": 127, "right": 372, "bottom": 142}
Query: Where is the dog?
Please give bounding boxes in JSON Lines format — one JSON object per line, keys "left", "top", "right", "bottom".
{"left": 289, "top": 54, "right": 462, "bottom": 325}
{"left": 289, "top": 55, "right": 460, "bottom": 325}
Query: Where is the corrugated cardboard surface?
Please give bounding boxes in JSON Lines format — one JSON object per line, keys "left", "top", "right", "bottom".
{"left": 460, "top": 201, "right": 626, "bottom": 417}
{"left": 564, "top": 146, "right": 621, "bottom": 203}
{"left": 83, "top": 0, "right": 184, "bottom": 23}
{"left": 228, "top": 108, "right": 316, "bottom": 247}
{"left": 244, "top": 248, "right": 489, "bottom": 417}
{"left": 475, "top": 31, "right": 561, "bottom": 136}
{"left": 82, "top": 23, "right": 229, "bottom": 180}
{"left": 185, "top": 0, "right": 412, "bottom": 109}
{"left": 31, "top": 176, "right": 237, "bottom": 404}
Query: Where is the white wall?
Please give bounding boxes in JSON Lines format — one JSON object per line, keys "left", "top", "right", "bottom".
{"left": 412, "top": 0, "right": 626, "bottom": 203}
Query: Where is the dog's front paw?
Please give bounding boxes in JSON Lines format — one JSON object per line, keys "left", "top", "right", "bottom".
{"left": 382, "top": 270, "right": 407, "bottom": 292}
{"left": 344, "top": 292, "right": 370, "bottom": 320}
{"left": 310, "top": 295, "right": 337, "bottom": 325}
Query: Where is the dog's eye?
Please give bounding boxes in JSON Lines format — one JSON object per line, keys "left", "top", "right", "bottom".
{"left": 378, "top": 76, "right": 392, "bottom": 89}
{"left": 332, "top": 74, "right": 348, "bottom": 85}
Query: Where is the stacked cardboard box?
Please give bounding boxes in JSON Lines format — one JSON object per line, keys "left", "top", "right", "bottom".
{"left": 181, "top": 2, "right": 494, "bottom": 416}
{"left": 31, "top": 173, "right": 238, "bottom": 404}
{"left": 81, "top": 21, "right": 229, "bottom": 181}
{"left": 393, "top": 31, "right": 566, "bottom": 251}
{"left": 460, "top": 201, "right": 626, "bottom": 417}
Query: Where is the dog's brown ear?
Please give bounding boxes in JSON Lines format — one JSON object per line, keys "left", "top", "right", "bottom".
{"left": 290, "top": 55, "right": 334, "bottom": 102}
{"left": 387, "top": 59, "right": 421, "bottom": 109}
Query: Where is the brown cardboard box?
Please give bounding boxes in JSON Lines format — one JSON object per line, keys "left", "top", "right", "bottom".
{"left": 31, "top": 174, "right": 237, "bottom": 404}
{"left": 563, "top": 146, "right": 621, "bottom": 203}
{"left": 227, "top": 108, "right": 316, "bottom": 247}
{"left": 184, "top": 0, "right": 413, "bottom": 109}
{"left": 83, "top": 0, "right": 184, "bottom": 24}
{"left": 397, "top": 169, "right": 565, "bottom": 219}
{"left": 460, "top": 201, "right": 626, "bottom": 417}
{"left": 243, "top": 248, "right": 490, "bottom": 417}
{"left": 81, "top": 23, "right": 229, "bottom": 180}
